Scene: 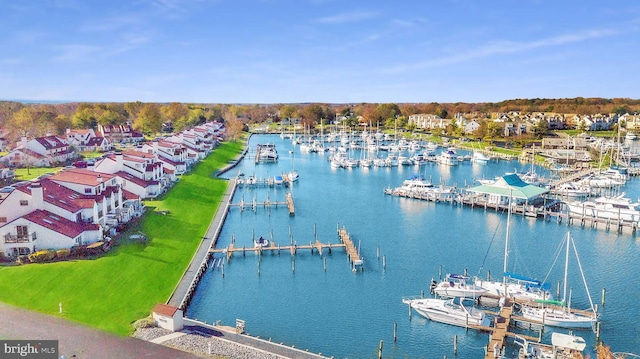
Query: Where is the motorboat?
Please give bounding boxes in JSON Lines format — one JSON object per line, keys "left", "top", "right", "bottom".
{"left": 432, "top": 274, "right": 488, "bottom": 299}
{"left": 274, "top": 175, "right": 284, "bottom": 185}
{"left": 286, "top": 170, "right": 299, "bottom": 182}
{"left": 258, "top": 143, "right": 278, "bottom": 161}
{"left": 554, "top": 182, "right": 590, "bottom": 199}
{"left": 514, "top": 332, "right": 586, "bottom": 359}
{"left": 470, "top": 150, "right": 490, "bottom": 165}
{"left": 402, "top": 296, "right": 490, "bottom": 328}
{"left": 436, "top": 149, "right": 458, "bottom": 166}
{"left": 254, "top": 236, "right": 269, "bottom": 247}
{"left": 565, "top": 194, "right": 640, "bottom": 222}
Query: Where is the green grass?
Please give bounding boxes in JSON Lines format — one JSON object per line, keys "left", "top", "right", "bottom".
{"left": 13, "top": 167, "right": 62, "bottom": 181}
{"left": 0, "top": 141, "right": 244, "bottom": 335}
{"left": 80, "top": 151, "right": 105, "bottom": 159}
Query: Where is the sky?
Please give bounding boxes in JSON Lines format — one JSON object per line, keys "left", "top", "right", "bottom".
{"left": 1, "top": 0, "right": 639, "bottom": 104}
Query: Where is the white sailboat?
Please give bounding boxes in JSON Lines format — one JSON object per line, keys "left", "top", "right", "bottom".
{"left": 286, "top": 143, "right": 299, "bottom": 182}
{"left": 520, "top": 231, "right": 599, "bottom": 329}
{"left": 475, "top": 190, "right": 553, "bottom": 302}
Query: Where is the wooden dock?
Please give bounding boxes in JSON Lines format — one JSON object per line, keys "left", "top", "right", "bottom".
{"left": 286, "top": 192, "right": 295, "bottom": 215}
{"left": 485, "top": 303, "right": 513, "bottom": 359}
{"left": 337, "top": 226, "right": 363, "bottom": 270}
{"left": 210, "top": 236, "right": 346, "bottom": 262}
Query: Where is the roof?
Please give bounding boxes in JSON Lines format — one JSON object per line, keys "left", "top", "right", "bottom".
{"left": 467, "top": 173, "right": 549, "bottom": 199}
{"left": 122, "top": 189, "right": 140, "bottom": 200}
{"left": 50, "top": 168, "right": 115, "bottom": 187}
{"left": 115, "top": 171, "right": 159, "bottom": 187}
{"left": 152, "top": 303, "right": 180, "bottom": 317}
{"left": 22, "top": 209, "right": 100, "bottom": 238}
{"left": 35, "top": 136, "right": 67, "bottom": 150}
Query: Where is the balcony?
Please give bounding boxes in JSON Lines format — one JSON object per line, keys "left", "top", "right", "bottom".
{"left": 4, "top": 233, "right": 36, "bottom": 244}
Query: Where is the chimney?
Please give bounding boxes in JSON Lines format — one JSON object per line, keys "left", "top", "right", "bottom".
{"left": 30, "top": 182, "right": 44, "bottom": 210}
{"left": 115, "top": 150, "right": 123, "bottom": 170}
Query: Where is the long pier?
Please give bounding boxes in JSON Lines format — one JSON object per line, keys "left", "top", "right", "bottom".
{"left": 209, "top": 224, "right": 362, "bottom": 269}
{"left": 385, "top": 190, "right": 639, "bottom": 233}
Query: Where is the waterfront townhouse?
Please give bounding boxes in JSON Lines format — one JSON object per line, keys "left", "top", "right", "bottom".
{"left": 66, "top": 128, "right": 112, "bottom": 152}
{"left": 408, "top": 114, "right": 446, "bottom": 131}
{"left": 139, "top": 140, "right": 188, "bottom": 175}
{"left": 0, "top": 173, "right": 118, "bottom": 256}
{"left": 93, "top": 151, "right": 165, "bottom": 199}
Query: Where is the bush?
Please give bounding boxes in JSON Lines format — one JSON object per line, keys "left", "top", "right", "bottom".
{"left": 27, "top": 250, "right": 56, "bottom": 263}
{"left": 132, "top": 316, "right": 156, "bottom": 329}
{"left": 56, "top": 249, "right": 70, "bottom": 259}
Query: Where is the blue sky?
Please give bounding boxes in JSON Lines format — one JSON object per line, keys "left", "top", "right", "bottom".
{"left": 1, "top": 0, "right": 639, "bottom": 103}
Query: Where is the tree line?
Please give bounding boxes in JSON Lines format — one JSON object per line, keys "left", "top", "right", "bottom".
{"left": 1, "top": 98, "right": 638, "bottom": 145}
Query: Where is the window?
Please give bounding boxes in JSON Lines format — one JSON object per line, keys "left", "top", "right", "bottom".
{"left": 84, "top": 188, "right": 92, "bottom": 194}
{"left": 0, "top": 217, "right": 6, "bottom": 223}
{"left": 16, "top": 225, "right": 28, "bottom": 238}
{"left": 20, "top": 200, "right": 28, "bottom": 206}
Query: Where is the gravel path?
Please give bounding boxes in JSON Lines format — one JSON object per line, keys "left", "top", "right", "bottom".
{"left": 134, "top": 327, "right": 285, "bottom": 359}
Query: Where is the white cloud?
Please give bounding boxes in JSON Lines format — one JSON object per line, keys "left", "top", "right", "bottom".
{"left": 383, "top": 28, "right": 619, "bottom": 73}
{"left": 52, "top": 44, "right": 102, "bottom": 63}
{"left": 313, "top": 10, "right": 379, "bottom": 24}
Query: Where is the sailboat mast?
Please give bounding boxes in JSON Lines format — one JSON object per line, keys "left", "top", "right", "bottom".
{"left": 563, "top": 231, "right": 570, "bottom": 302}
{"left": 503, "top": 189, "right": 513, "bottom": 295}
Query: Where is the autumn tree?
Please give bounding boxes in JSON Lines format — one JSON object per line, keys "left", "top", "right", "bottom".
{"left": 225, "top": 118, "right": 245, "bottom": 141}
{"left": 9, "top": 107, "right": 38, "bottom": 137}
{"left": 162, "top": 102, "right": 188, "bottom": 122}
{"left": 124, "top": 101, "right": 144, "bottom": 120}
{"left": 53, "top": 114, "right": 73, "bottom": 135}
{"left": 279, "top": 105, "right": 296, "bottom": 121}
{"left": 134, "top": 103, "right": 163, "bottom": 134}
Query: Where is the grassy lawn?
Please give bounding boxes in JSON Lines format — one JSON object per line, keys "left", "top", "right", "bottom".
{"left": 13, "top": 167, "right": 62, "bottom": 181}
{"left": 80, "top": 151, "right": 106, "bottom": 159}
{"left": 0, "top": 141, "right": 244, "bottom": 335}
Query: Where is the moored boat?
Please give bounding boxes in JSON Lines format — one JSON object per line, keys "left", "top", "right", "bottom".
{"left": 402, "top": 296, "right": 490, "bottom": 328}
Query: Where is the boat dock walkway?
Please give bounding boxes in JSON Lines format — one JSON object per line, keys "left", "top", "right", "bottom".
{"left": 337, "top": 226, "right": 363, "bottom": 269}
{"left": 485, "top": 302, "right": 513, "bottom": 359}
{"left": 210, "top": 239, "right": 346, "bottom": 262}
{"left": 208, "top": 224, "right": 362, "bottom": 270}
{"left": 228, "top": 195, "right": 293, "bottom": 214}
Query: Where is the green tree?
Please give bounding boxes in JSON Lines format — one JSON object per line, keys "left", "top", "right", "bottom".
{"left": 486, "top": 122, "right": 503, "bottom": 139}
{"left": 134, "top": 103, "right": 163, "bottom": 134}
{"left": 531, "top": 119, "right": 549, "bottom": 139}
{"left": 9, "top": 107, "right": 39, "bottom": 136}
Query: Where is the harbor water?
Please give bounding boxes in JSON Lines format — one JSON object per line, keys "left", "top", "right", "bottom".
{"left": 187, "top": 134, "right": 640, "bottom": 358}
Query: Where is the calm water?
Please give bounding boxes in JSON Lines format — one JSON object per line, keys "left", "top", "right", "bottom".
{"left": 187, "top": 134, "right": 640, "bottom": 358}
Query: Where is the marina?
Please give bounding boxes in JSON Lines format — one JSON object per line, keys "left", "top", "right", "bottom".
{"left": 185, "top": 134, "right": 640, "bottom": 358}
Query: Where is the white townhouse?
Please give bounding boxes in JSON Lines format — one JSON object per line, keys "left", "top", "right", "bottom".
{"left": 66, "top": 128, "right": 112, "bottom": 152}
{"left": 93, "top": 151, "right": 164, "bottom": 199}
{"left": 3, "top": 135, "right": 76, "bottom": 167}
{"left": 408, "top": 114, "right": 447, "bottom": 130}
{"left": 96, "top": 124, "right": 144, "bottom": 144}
{"left": 139, "top": 140, "right": 188, "bottom": 175}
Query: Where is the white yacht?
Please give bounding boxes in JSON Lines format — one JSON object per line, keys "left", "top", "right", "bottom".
{"left": 402, "top": 297, "right": 490, "bottom": 328}
{"left": 565, "top": 194, "right": 640, "bottom": 222}
{"left": 433, "top": 274, "right": 488, "bottom": 299}
{"left": 470, "top": 151, "right": 490, "bottom": 165}
{"left": 436, "top": 149, "right": 458, "bottom": 166}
